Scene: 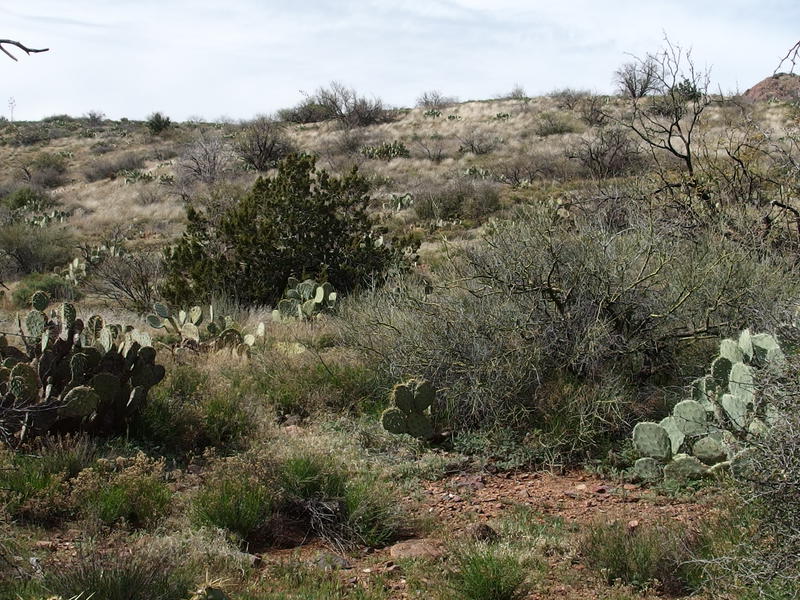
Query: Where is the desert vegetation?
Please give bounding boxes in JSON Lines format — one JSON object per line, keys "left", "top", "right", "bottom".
{"left": 2, "top": 39, "right": 800, "bottom": 599}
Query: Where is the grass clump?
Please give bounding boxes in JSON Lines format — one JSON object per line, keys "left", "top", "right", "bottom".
{"left": 70, "top": 452, "right": 172, "bottom": 528}
{"left": 446, "top": 544, "right": 527, "bottom": 600}
{"left": 580, "top": 519, "right": 700, "bottom": 594}
{"left": 11, "top": 271, "right": 81, "bottom": 307}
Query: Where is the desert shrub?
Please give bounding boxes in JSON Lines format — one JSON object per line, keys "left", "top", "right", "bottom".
{"left": 0, "top": 185, "right": 49, "bottom": 211}
{"left": 0, "top": 223, "right": 74, "bottom": 275}
{"left": 83, "top": 249, "right": 162, "bottom": 313}
{"left": 412, "top": 133, "right": 449, "bottom": 162}
{"left": 83, "top": 151, "right": 145, "bottom": 182}
{"left": 457, "top": 129, "right": 497, "bottom": 155}
{"left": 577, "top": 94, "right": 610, "bottom": 127}
{"left": 235, "top": 116, "right": 295, "bottom": 171}
{"left": 44, "top": 546, "right": 191, "bottom": 600}
{"left": 26, "top": 152, "right": 69, "bottom": 188}
{"left": 193, "top": 474, "right": 274, "bottom": 539}
{"left": 0, "top": 435, "right": 97, "bottom": 523}
{"left": 534, "top": 111, "right": 578, "bottom": 136}
{"left": 580, "top": 520, "right": 699, "bottom": 594}
{"left": 615, "top": 58, "right": 659, "bottom": 98}
{"left": 192, "top": 445, "right": 404, "bottom": 549}
{"left": 416, "top": 90, "right": 459, "bottom": 109}
{"left": 11, "top": 272, "right": 81, "bottom": 307}
{"left": 162, "top": 153, "right": 397, "bottom": 307}
{"left": 568, "top": 127, "right": 643, "bottom": 178}
{"left": 414, "top": 179, "right": 500, "bottom": 221}
{"left": 446, "top": 545, "right": 527, "bottom": 600}
{"left": 146, "top": 111, "right": 172, "bottom": 135}
{"left": 549, "top": 87, "right": 591, "bottom": 110}
{"left": 178, "top": 130, "right": 233, "bottom": 185}
{"left": 84, "top": 109, "right": 105, "bottom": 126}
{"left": 70, "top": 453, "right": 172, "bottom": 528}
{"left": 277, "top": 98, "right": 338, "bottom": 124}
{"left": 309, "top": 81, "right": 390, "bottom": 128}
{"left": 340, "top": 203, "right": 797, "bottom": 456}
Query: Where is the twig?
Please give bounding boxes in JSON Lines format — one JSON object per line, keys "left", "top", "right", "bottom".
{"left": 0, "top": 39, "right": 49, "bottom": 61}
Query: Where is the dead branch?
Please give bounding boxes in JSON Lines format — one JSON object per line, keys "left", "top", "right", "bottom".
{"left": 0, "top": 39, "right": 49, "bottom": 61}
{"left": 775, "top": 41, "right": 800, "bottom": 74}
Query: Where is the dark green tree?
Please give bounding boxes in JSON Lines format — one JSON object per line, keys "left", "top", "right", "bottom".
{"left": 161, "top": 154, "right": 395, "bottom": 306}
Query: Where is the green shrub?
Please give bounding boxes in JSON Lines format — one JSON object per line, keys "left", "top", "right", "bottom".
{"left": 44, "top": 546, "right": 191, "bottom": 600}
{"left": 192, "top": 475, "right": 273, "bottom": 540}
{"left": 414, "top": 179, "right": 500, "bottom": 221}
{"left": 146, "top": 112, "right": 172, "bottom": 135}
{"left": 0, "top": 435, "right": 96, "bottom": 523}
{"left": 0, "top": 223, "right": 74, "bottom": 274}
{"left": 0, "top": 185, "right": 49, "bottom": 211}
{"left": 447, "top": 545, "right": 526, "bottom": 600}
{"left": 580, "top": 520, "right": 698, "bottom": 594}
{"left": 71, "top": 453, "right": 172, "bottom": 528}
{"left": 11, "top": 271, "right": 81, "bottom": 307}
{"left": 162, "top": 153, "right": 397, "bottom": 306}
{"left": 83, "top": 151, "right": 146, "bottom": 182}
{"left": 277, "top": 99, "right": 337, "bottom": 124}
{"left": 534, "top": 111, "right": 578, "bottom": 136}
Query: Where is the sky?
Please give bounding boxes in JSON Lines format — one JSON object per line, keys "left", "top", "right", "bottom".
{"left": 1, "top": 1, "right": 798, "bottom": 121}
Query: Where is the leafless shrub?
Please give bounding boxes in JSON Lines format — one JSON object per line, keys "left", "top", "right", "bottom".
{"left": 84, "top": 250, "right": 163, "bottom": 313}
{"left": 309, "top": 81, "right": 390, "bottom": 129}
{"left": 457, "top": 128, "right": 497, "bottom": 155}
{"left": 577, "top": 95, "right": 610, "bottom": 127}
{"left": 414, "top": 178, "right": 501, "bottom": 221}
{"left": 416, "top": 90, "right": 459, "bottom": 109}
{"left": 614, "top": 58, "right": 659, "bottom": 98}
{"left": 234, "top": 116, "right": 295, "bottom": 172}
{"left": 178, "top": 131, "right": 234, "bottom": 186}
{"left": 412, "top": 133, "right": 448, "bottom": 162}
{"left": 550, "top": 87, "right": 591, "bottom": 110}
{"left": 568, "top": 127, "right": 643, "bottom": 178}
{"left": 534, "top": 112, "right": 578, "bottom": 136}
{"left": 83, "top": 151, "right": 145, "bottom": 182}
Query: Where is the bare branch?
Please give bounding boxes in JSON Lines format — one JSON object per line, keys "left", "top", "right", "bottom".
{"left": 775, "top": 41, "right": 800, "bottom": 74}
{"left": 0, "top": 39, "right": 49, "bottom": 61}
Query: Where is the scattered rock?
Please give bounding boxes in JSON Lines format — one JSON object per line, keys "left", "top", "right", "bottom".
{"left": 389, "top": 538, "right": 445, "bottom": 560}
{"left": 464, "top": 523, "right": 500, "bottom": 543}
{"left": 310, "top": 552, "right": 352, "bottom": 571}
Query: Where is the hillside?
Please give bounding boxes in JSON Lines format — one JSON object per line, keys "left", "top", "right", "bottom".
{"left": 2, "top": 84, "right": 800, "bottom": 600}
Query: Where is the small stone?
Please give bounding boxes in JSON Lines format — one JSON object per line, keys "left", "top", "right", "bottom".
{"left": 388, "top": 539, "right": 444, "bottom": 560}
{"left": 464, "top": 523, "right": 500, "bottom": 543}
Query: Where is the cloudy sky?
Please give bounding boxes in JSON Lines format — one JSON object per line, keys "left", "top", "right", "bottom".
{"left": 1, "top": 1, "right": 797, "bottom": 121}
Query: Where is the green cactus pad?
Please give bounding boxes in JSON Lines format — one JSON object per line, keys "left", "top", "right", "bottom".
{"left": 189, "top": 306, "right": 203, "bottom": 325}
{"left": 392, "top": 383, "right": 415, "bottom": 412}
{"left": 691, "top": 376, "right": 716, "bottom": 411}
{"left": 672, "top": 400, "right": 709, "bottom": 436}
{"left": 728, "top": 362, "right": 754, "bottom": 405}
{"left": 381, "top": 406, "right": 407, "bottom": 434}
{"left": 405, "top": 413, "right": 435, "bottom": 440}
{"left": 412, "top": 380, "right": 435, "bottom": 412}
{"left": 153, "top": 302, "right": 171, "bottom": 319}
{"left": 632, "top": 457, "right": 662, "bottom": 482}
{"left": 146, "top": 314, "right": 164, "bottom": 329}
{"left": 710, "top": 356, "right": 733, "bottom": 389}
{"left": 58, "top": 386, "right": 100, "bottom": 420}
{"left": 663, "top": 454, "right": 708, "bottom": 482}
{"left": 632, "top": 422, "right": 671, "bottom": 460}
{"left": 90, "top": 373, "right": 122, "bottom": 404}
{"left": 31, "top": 290, "right": 49, "bottom": 312}
{"left": 25, "top": 311, "right": 47, "bottom": 338}
{"left": 60, "top": 303, "right": 76, "bottom": 329}
{"left": 181, "top": 323, "right": 200, "bottom": 342}
{"left": 127, "top": 386, "right": 147, "bottom": 411}
{"left": 692, "top": 436, "right": 726, "bottom": 465}
{"left": 719, "top": 338, "right": 743, "bottom": 364}
{"left": 738, "top": 329, "right": 753, "bottom": 363}
{"left": 659, "top": 416, "right": 685, "bottom": 455}
{"left": 751, "top": 333, "right": 783, "bottom": 365}
{"left": 721, "top": 393, "right": 748, "bottom": 430}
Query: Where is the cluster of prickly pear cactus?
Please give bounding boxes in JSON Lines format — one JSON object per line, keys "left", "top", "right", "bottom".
{"left": 0, "top": 290, "right": 165, "bottom": 441}
{"left": 272, "top": 278, "right": 337, "bottom": 321}
{"left": 380, "top": 379, "right": 436, "bottom": 441}
{"left": 631, "top": 330, "right": 783, "bottom": 483}
{"left": 147, "top": 302, "right": 265, "bottom": 358}
{"left": 62, "top": 244, "right": 126, "bottom": 286}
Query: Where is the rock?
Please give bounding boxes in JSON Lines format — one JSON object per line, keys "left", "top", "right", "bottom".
{"left": 663, "top": 454, "right": 708, "bottom": 483}
{"left": 659, "top": 416, "right": 685, "bottom": 455}
{"left": 464, "top": 523, "right": 500, "bottom": 543}
{"left": 632, "top": 422, "right": 671, "bottom": 460}
{"left": 310, "top": 552, "right": 352, "bottom": 571}
{"left": 673, "top": 400, "right": 709, "bottom": 436}
{"left": 388, "top": 538, "right": 445, "bottom": 560}
{"left": 632, "top": 457, "right": 662, "bottom": 482}
{"left": 692, "top": 436, "right": 726, "bottom": 465}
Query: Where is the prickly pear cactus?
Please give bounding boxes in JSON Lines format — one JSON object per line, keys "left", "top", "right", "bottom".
{"left": 380, "top": 379, "right": 436, "bottom": 441}
{"left": 272, "top": 278, "right": 338, "bottom": 321}
{"left": 629, "top": 329, "right": 785, "bottom": 484}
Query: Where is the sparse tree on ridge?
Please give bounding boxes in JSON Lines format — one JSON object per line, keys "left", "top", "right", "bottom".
{"left": 0, "top": 39, "right": 48, "bottom": 61}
